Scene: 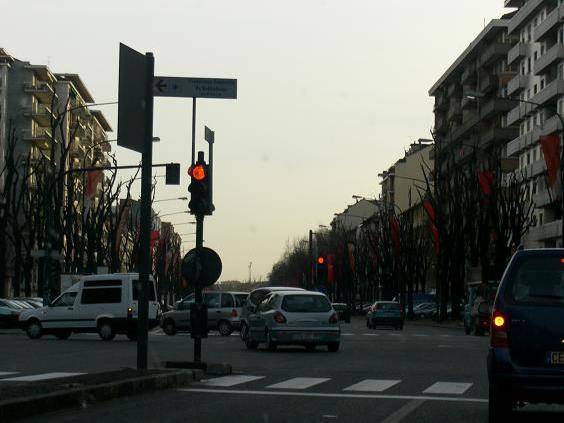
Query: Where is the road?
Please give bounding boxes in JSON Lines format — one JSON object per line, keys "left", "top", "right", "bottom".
{"left": 2, "top": 318, "right": 564, "bottom": 422}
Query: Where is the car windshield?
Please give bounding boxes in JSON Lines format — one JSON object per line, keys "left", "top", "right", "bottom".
{"left": 376, "top": 303, "right": 401, "bottom": 311}
{"left": 505, "top": 256, "right": 564, "bottom": 306}
{"left": 281, "top": 295, "right": 331, "bottom": 313}
{"left": 235, "top": 294, "right": 248, "bottom": 307}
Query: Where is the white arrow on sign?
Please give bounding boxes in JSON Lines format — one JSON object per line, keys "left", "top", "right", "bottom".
{"left": 153, "top": 76, "right": 237, "bottom": 99}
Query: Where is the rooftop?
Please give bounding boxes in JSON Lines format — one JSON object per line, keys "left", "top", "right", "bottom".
{"left": 55, "top": 73, "right": 94, "bottom": 103}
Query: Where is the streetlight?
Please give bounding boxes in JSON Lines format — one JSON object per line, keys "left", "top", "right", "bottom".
{"left": 173, "top": 221, "right": 197, "bottom": 225}
{"left": 153, "top": 197, "right": 188, "bottom": 203}
{"left": 158, "top": 210, "right": 190, "bottom": 218}
{"left": 466, "top": 91, "right": 564, "bottom": 245}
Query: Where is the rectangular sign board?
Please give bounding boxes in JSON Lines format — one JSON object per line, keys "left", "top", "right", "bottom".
{"left": 153, "top": 77, "right": 237, "bottom": 99}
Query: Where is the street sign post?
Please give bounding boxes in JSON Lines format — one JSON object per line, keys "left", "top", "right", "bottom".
{"left": 153, "top": 77, "right": 237, "bottom": 99}
{"left": 117, "top": 43, "right": 154, "bottom": 370}
{"left": 181, "top": 247, "right": 222, "bottom": 287}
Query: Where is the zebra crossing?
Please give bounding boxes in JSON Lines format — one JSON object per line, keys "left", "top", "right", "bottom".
{"left": 195, "top": 374, "right": 477, "bottom": 397}
{"left": 0, "top": 371, "right": 85, "bottom": 382}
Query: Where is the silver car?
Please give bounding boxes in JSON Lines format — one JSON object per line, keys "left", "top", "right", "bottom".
{"left": 161, "top": 291, "right": 248, "bottom": 336}
{"left": 239, "top": 286, "right": 305, "bottom": 341}
{"left": 245, "top": 291, "right": 340, "bottom": 352}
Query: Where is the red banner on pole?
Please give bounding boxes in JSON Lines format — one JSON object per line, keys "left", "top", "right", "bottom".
{"left": 540, "top": 135, "right": 561, "bottom": 187}
{"left": 477, "top": 170, "right": 494, "bottom": 196}
{"left": 429, "top": 222, "right": 440, "bottom": 256}
{"left": 389, "top": 217, "right": 401, "bottom": 251}
{"left": 423, "top": 199, "right": 436, "bottom": 222}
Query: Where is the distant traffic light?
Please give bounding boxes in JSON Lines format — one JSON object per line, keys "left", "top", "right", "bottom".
{"left": 188, "top": 158, "right": 211, "bottom": 215}
{"left": 316, "top": 255, "right": 327, "bottom": 284}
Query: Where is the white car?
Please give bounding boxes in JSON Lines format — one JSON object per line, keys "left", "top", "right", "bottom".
{"left": 19, "top": 273, "right": 159, "bottom": 341}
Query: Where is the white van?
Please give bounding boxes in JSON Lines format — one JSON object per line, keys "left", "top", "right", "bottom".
{"left": 19, "top": 273, "right": 159, "bottom": 341}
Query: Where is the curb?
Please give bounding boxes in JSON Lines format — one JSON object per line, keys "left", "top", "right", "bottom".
{"left": 163, "top": 361, "right": 232, "bottom": 376}
{"left": 0, "top": 369, "right": 201, "bottom": 422}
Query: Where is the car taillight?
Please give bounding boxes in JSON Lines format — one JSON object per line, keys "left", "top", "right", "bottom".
{"left": 490, "top": 309, "right": 509, "bottom": 348}
{"left": 231, "top": 309, "right": 238, "bottom": 318}
{"left": 329, "top": 313, "right": 338, "bottom": 324}
{"left": 127, "top": 307, "right": 133, "bottom": 319}
{"left": 273, "top": 312, "right": 286, "bottom": 324}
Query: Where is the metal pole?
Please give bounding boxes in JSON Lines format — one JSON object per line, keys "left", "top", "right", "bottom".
{"left": 194, "top": 213, "right": 204, "bottom": 363}
{"left": 308, "top": 230, "right": 313, "bottom": 289}
{"left": 191, "top": 98, "right": 196, "bottom": 166}
{"left": 136, "top": 52, "right": 154, "bottom": 370}
{"left": 558, "top": 113, "right": 564, "bottom": 247}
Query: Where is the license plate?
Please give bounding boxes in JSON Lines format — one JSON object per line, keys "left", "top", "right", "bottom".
{"left": 296, "top": 333, "right": 318, "bottom": 341}
{"left": 547, "top": 351, "right": 564, "bottom": 364}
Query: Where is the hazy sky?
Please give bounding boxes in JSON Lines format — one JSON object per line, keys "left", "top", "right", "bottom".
{"left": 2, "top": 0, "right": 507, "bottom": 281}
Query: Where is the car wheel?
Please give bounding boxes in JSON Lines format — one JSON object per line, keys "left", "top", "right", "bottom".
{"left": 26, "top": 320, "right": 43, "bottom": 339}
{"left": 266, "top": 330, "right": 277, "bottom": 351}
{"left": 240, "top": 322, "right": 249, "bottom": 341}
{"left": 98, "top": 321, "right": 115, "bottom": 341}
{"left": 328, "top": 342, "right": 340, "bottom": 352}
{"left": 163, "top": 319, "right": 177, "bottom": 336}
{"left": 55, "top": 330, "right": 71, "bottom": 340}
{"left": 218, "top": 320, "right": 233, "bottom": 337}
{"left": 245, "top": 335, "right": 259, "bottom": 350}
{"left": 488, "top": 384, "right": 513, "bottom": 422}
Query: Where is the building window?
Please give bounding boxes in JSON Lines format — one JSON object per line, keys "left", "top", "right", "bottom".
{"left": 534, "top": 51, "right": 538, "bottom": 61}
{"left": 527, "top": 152, "right": 531, "bottom": 165}
{"left": 532, "top": 180, "right": 538, "bottom": 194}
{"left": 528, "top": 57, "right": 532, "bottom": 74}
{"left": 534, "top": 84, "right": 538, "bottom": 95}
{"left": 533, "top": 148, "right": 538, "bottom": 161}
{"left": 539, "top": 212, "right": 544, "bottom": 226}
{"left": 541, "top": 78, "right": 546, "bottom": 90}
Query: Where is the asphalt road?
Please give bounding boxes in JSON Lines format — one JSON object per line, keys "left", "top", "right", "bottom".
{"left": 2, "top": 318, "right": 564, "bottom": 422}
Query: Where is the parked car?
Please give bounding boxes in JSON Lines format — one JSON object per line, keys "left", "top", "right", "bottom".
{"left": 239, "top": 286, "right": 305, "bottom": 341}
{"left": 488, "top": 249, "right": 564, "bottom": 421}
{"left": 245, "top": 290, "right": 340, "bottom": 351}
{"left": 19, "top": 273, "right": 159, "bottom": 340}
{"left": 413, "top": 302, "right": 437, "bottom": 319}
{"left": 331, "top": 303, "right": 351, "bottom": 323}
{"left": 464, "top": 281, "right": 498, "bottom": 335}
{"left": 161, "top": 291, "right": 248, "bottom": 336}
{"left": 366, "top": 301, "right": 403, "bottom": 330}
{"left": 0, "top": 305, "right": 20, "bottom": 328}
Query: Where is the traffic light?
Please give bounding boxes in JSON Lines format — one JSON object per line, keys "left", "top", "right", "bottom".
{"left": 188, "top": 158, "right": 211, "bottom": 215}
{"left": 316, "top": 255, "right": 327, "bottom": 284}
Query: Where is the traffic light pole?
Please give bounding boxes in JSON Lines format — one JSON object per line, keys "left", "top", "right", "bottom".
{"left": 194, "top": 213, "right": 204, "bottom": 363}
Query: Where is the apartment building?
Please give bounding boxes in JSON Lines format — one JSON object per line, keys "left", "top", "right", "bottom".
{"left": 378, "top": 139, "right": 434, "bottom": 223}
{"left": 504, "top": 0, "right": 564, "bottom": 247}
{"left": 429, "top": 18, "right": 519, "bottom": 176}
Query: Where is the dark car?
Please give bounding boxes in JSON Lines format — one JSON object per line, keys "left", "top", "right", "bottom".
{"left": 331, "top": 303, "right": 351, "bottom": 323}
{"left": 366, "top": 301, "right": 403, "bottom": 330}
{"left": 488, "top": 249, "right": 564, "bottom": 421}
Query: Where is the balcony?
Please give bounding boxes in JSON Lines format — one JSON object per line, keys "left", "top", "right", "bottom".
{"left": 23, "top": 104, "right": 54, "bottom": 128}
{"left": 534, "top": 3, "right": 564, "bottom": 42}
{"left": 507, "top": 74, "right": 530, "bottom": 96}
{"left": 534, "top": 43, "right": 564, "bottom": 75}
{"left": 522, "top": 159, "right": 547, "bottom": 178}
{"left": 23, "top": 82, "right": 56, "bottom": 104}
{"left": 21, "top": 129, "right": 52, "bottom": 150}
{"left": 479, "top": 74, "right": 499, "bottom": 94}
{"left": 508, "top": 42, "right": 530, "bottom": 65}
{"left": 434, "top": 95, "right": 448, "bottom": 112}
{"left": 527, "top": 219, "right": 562, "bottom": 243}
{"left": 447, "top": 83, "right": 461, "bottom": 97}
{"left": 533, "top": 189, "right": 554, "bottom": 209}
{"left": 506, "top": 115, "right": 562, "bottom": 156}
{"left": 481, "top": 127, "right": 519, "bottom": 145}
{"left": 479, "top": 43, "right": 513, "bottom": 67}
{"left": 530, "top": 78, "right": 564, "bottom": 106}
{"left": 461, "top": 66, "right": 476, "bottom": 84}
{"left": 479, "top": 97, "right": 514, "bottom": 120}
{"left": 447, "top": 101, "right": 462, "bottom": 121}
{"left": 461, "top": 95, "right": 477, "bottom": 110}
{"left": 507, "top": 0, "right": 545, "bottom": 35}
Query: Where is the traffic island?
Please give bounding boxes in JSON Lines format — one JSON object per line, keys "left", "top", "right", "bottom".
{"left": 162, "top": 361, "right": 232, "bottom": 376}
{"left": 0, "top": 368, "right": 202, "bottom": 422}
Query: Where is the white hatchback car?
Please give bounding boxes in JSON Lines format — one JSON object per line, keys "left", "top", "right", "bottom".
{"left": 19, "top": 273, "right": 159, "bottom": 340}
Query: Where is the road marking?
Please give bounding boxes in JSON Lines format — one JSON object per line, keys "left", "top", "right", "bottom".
{"left": 440, "top": 334, "right": 452, "bottom": 338}
{"left": 413, "top": 334, "right": 429, "bottom": 337}
{"left": 342, "top": 333, "right": 355, "bottom": 336}
{"left": 0, "top": 372, "right": 85, "bottom": 382}
{"left": 180, "top": 388, "right": 488, "bottom": 403}
{"left": 267, "top": 377, "right": 330, "bottom": 390}
{"left": 389, "top": 334, "right": 403, "bottom": 337}
{"left": 201, "top": 375, "right": 264, "bottom": 387}
{"left": 0, "top": 372, "right": 18, "bottom": 377}
{"left": 362, "top": 333, "right": 380, "bottom": 336}
{"left": 343, "top": 379, "right": 401, "bottom": 392}
{"left": 381, "top": 399, "right": 426, "bottom": 423}
{"left": 423, "top": 382, "right": 473, "bottom": 395}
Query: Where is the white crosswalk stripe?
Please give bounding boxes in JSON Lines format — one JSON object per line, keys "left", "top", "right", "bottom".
{"left": 362, "top": 333, "right": 380, "bottom": 336}
{"left": 0, "top": 372, "right": 18, "bottom": 377}
{"left": 343, "top": 379, "right": 401, "bottom": 392}
{"left": 267, "top": 377, "right": 331, "bottom": 390}
{"left": 423, "top": 382, "right": 473, "bottom": 395}
{"left": 0, "top": 372, "right": 85, "bottom": 382}
{"left": 202, "top": 375, "right": 264, "bottom": 387}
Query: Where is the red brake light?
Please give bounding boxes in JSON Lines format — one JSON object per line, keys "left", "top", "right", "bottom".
{"left": 231, "top": 309, "right": 238, "bottom": 318}
{"left": 490, "top": 309, "right": 509, "bottom": 348}
{"left": 273, "top": 312, "right": 286, "bottom": 324}
{"left": 329, "top": 313, "right": 338, "bottom": 324}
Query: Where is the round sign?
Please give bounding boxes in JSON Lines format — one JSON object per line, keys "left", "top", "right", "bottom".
{"left": 181, "top": 247, "right": 222, "bottom": 288}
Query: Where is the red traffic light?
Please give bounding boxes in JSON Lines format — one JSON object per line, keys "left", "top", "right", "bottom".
{"left": 317, "top": 256, "right": 325, "bottom": 265}
{"left": 189, "top": 164, "right": 206, "bottom": 181}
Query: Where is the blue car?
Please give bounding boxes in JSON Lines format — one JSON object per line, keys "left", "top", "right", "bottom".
{"left": 488, "top": 249, "right": 564, "bottom": 421}
{"left": 366, "top": 301, "right": 403, "bottom": 330}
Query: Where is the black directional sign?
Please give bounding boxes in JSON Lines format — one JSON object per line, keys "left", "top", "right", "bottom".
{"left": 153, "top": 76, "right": 237, "bottom": 99}
{"left": 181, "top": 247, "right": 222, "bottom": 288}
{"left": 117, "top": 43, "right": 150, "bottom": 153}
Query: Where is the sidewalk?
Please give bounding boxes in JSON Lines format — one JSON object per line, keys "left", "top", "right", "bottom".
{"left": 0, "top": 368, "right": 202, "bottom": 421}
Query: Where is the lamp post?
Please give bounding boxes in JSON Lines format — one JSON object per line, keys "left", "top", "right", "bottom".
{"left": 153, "top": 197, "right": 188, "bottom": 203}
{"left": 466, "top": 91, "right": 564, "bottom": 245}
